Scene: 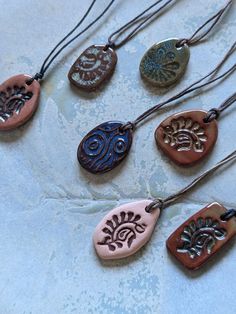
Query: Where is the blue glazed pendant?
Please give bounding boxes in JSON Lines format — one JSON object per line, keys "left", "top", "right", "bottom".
{"left": 140, "top": 38, "right": 190, "bottom": 87}
{"left": 78, "top": 121, "right": 133, "bottom": 174}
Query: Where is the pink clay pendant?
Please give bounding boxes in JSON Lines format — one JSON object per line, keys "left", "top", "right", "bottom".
{"left": 93, "top": 200, "right": 160, "bottom": 260}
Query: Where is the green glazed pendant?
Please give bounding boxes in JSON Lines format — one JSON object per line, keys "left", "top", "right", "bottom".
{"left": 140, "top": 38, "right": 190, "bottom": 88}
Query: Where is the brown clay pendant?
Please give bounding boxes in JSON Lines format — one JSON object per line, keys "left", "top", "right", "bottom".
{"left": 155, "top": 92, "right": 236, "bottom": 166}
{"left": 155, "top": 110, "right": 218, "bottom": 166}
{"left": 167, "top": 202, "right": 236, "bottom": 270}
{"left": 0, "top": 0, "right": 115, "bottom": 130}
{"left": 140, "top": 1, "right": 232, "bottom": 87}
{"left": 68, "top": 0, "right": 176, "bottom": 91}
{"left": 68, "top": 45, "right": 117, "bottom": 91}
{"left": 93, "top": 150, "right": 236, "bottom": 261}
{"left": 0, "top": 75, "right": 40, "bottom": 131}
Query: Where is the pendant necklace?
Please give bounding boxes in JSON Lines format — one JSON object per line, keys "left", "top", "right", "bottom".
{"left": 68, "top": 0, "right": 176, "bottom": 91}
{"left": 140, "top": 0, "right": 232, "bottom": 88}
{"left": 155, "top": 91, "right": 236, "bottom": 166}
{"left": 93, "top": 149, "right": 236, "bottom": 266}
{"left": 0, "top": 0, "right": 115, "bottom": 131}
{"left": 77, "top": 42, "right": 236, "bottom": 174}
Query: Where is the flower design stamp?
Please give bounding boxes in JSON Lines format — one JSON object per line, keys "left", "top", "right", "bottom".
{"left": 140, "top": 38, "right": 190, "bottom": 87}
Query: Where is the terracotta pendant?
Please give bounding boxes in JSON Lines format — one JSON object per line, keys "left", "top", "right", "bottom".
{"left": 167, "top": 202, "right": 236, "bottom": 270}
{"left": 78, "top": 121, "right": 133, "bottom": 174}
{"left": 140, "top": 38, "right": 190, "bottom": 87}
{"left": 155, "top": 110, "right": 218, "bottom": 166}
{"left": 68, "top": 45, "right": 117, "bottom": 91}
{"left": 0, "top": 74, "right": 40, "bottom": 131}
{"left": 94, "top": 200, "right": 160, "bottom": 260}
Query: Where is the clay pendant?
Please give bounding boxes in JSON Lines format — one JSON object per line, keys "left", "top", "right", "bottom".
{"left": 68, "top": 45, "right": 117, "bottom": 91}
{"left": 78, "top": 121, "right": 133, "bottom": 174}
{"left": 94, "top": 200, "right": 160, "bottom": 260}
{"left": 167, "top": 202, "right": 236, "bottom": 270}
{"left": 140, "top": 38, "right": 190, "bottom": 87}
{"left": 0, "top": 74, "right": 40, "bottom": 131}
{"left": 155, "top": 110, "right": 218, "bottom": 166}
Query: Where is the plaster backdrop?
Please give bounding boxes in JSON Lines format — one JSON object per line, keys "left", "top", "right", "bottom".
{"left": 0, "top": 0, "right": 236, "bottom": 313}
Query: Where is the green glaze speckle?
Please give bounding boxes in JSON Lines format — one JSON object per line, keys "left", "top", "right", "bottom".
{"left": 140, "top": 38, "right": 190, "bottom": 87}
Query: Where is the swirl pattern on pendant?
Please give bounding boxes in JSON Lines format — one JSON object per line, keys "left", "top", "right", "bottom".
{"left": 78, "top": 121, "right": 133, "bottom": 174}
{"left": 163, "top": 117, "right": 207, "bottom": 152}
{"left": 177, "top": 217, "right": 227, "bottom": 259}
{"left": 0, "top": 85, "right": 33, "bottom": 122}
{"left": 97, "top": 211, "right": 147, "bottom": 252}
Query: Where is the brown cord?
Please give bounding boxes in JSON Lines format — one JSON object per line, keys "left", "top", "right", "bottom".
{"left": 27, "top": 0, "right": 115, "bottom": 83}
{"left": 177, "top": 0, "right": 232, "bottom": 47}
{"left": 121, "top": 41, "right": 236, "bottom": 131}
{"left": 204, "top": 92, "right": 236, "bottom": 123}
{"left": 146, "top": 150, "right": 236, "bottom": 212}
{"left": 107, "top": 0, "right": 175, "bottom": 49}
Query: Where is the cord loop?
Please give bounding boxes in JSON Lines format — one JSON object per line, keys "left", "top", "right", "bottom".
{"left": 145, "top": 198, "right": 164, "bottom": 213}
{"left": 120, "top": 121, "right": 136, "bottom": 132}
{"left": 220, "top": 209, "right": 236, "bottom": 221}
{"left": 176, "top": 38, "right": 189, "bottom": 48}
{"left": 204, "top": 108, "right": 221, "bottom": 123}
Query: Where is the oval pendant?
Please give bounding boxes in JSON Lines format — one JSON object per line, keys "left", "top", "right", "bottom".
{"left": 155, "top": 110, "right": 218, "bottom": 166}
{"left": 78, "top": 121, "right": 133, "bottom": 174}
{"left": 68, "top": 45, "right": 117, "bottom": 91}
{"left": 94, "top": 200, "right": 160, "bottom": 260}
{"left": 0, "top": 74, "right": 40, "bottom": 131}
{"left": 140, "top": 38, "right": 190, "bottom": 87}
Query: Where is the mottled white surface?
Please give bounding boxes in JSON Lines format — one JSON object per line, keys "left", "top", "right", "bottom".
{"left": 0, "top": 0, "right": 236, "bottom": 313}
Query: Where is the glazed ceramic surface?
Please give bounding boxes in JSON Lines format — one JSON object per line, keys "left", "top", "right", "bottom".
{"left": 1, "top": 0, "right": 236, "bottom": 313}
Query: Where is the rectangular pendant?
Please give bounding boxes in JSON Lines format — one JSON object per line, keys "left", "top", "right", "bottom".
{"left": 166, "top": 202, "right": 236, "bottom": 270}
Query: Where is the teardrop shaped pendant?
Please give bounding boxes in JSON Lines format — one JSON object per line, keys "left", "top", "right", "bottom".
{"left": 78, "top": 121, "right": 133, "bottom": 174}
{"left": 0, "top": 74, "right": 40, "bottom": 131}
{"left": 140, "top": 38, "right": 190, "bottom": 87}
{"left": 167, "top": 202, "right": 236, "bottom": 270}
{"left": 68, "top": 45, "right": 117, "bottom": 91}
{"left": 155, "top": 110, "right": 218, "bottom": 166}
{"left": 94, "top": 200, "right": 160, "bottom": 260}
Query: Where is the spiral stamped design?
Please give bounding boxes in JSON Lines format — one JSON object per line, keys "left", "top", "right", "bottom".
{"left": 155, "top": 110, "right": 218, "bottom": 166}
{"left": 68, "top": 45, "right": 117, "bottom": 90}
{"left": 177, "top": 217, "right": 227, "bottom": 259}
{"left": 166, "top": 203, "right": 236, "bottom": 270}
{"left": 163, "top": 116, "right": 208, "bottom": 153}
{"left": 140, "top": 38, "right": 190, "bottom": 87}
{"left": 97, "top": 211, "right": 147, "bottom": 252}
{"left": 78, "top": 121, "right": 133, "bottom": 174}
{"left": 0, "top": 85, "right": 33, "bottom": 122}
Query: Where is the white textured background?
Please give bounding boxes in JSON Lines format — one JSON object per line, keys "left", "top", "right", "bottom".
{"left": 0, "top": 0, "right": 236, "bottom": 313}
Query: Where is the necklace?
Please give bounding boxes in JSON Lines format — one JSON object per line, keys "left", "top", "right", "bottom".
{"left": 140, "top": 0, "right": 232, "bottom": 88}
{"left": 0, "top": 0, "right": 115, "bottom": 131}
{"left": 155, "top": 92, "right": 236, "bottom": 166}
{"left": 93, "top": 150, "right": 236, "bottom": 261}
{"left": 68, "top": 0, "right": 176, "bottom": 91}
{"left": 77, "top": 42, "right": 236, "bottom": 174}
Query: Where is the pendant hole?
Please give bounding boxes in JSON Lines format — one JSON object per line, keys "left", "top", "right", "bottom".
{"left": 119, "top": 127, "right": 125, "bottom": 135}
{"left": 26, "top": 79, "right": 33, "bottom": 86}
{"left": 175, "top": 39, "right": 188, "bottom": 50}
